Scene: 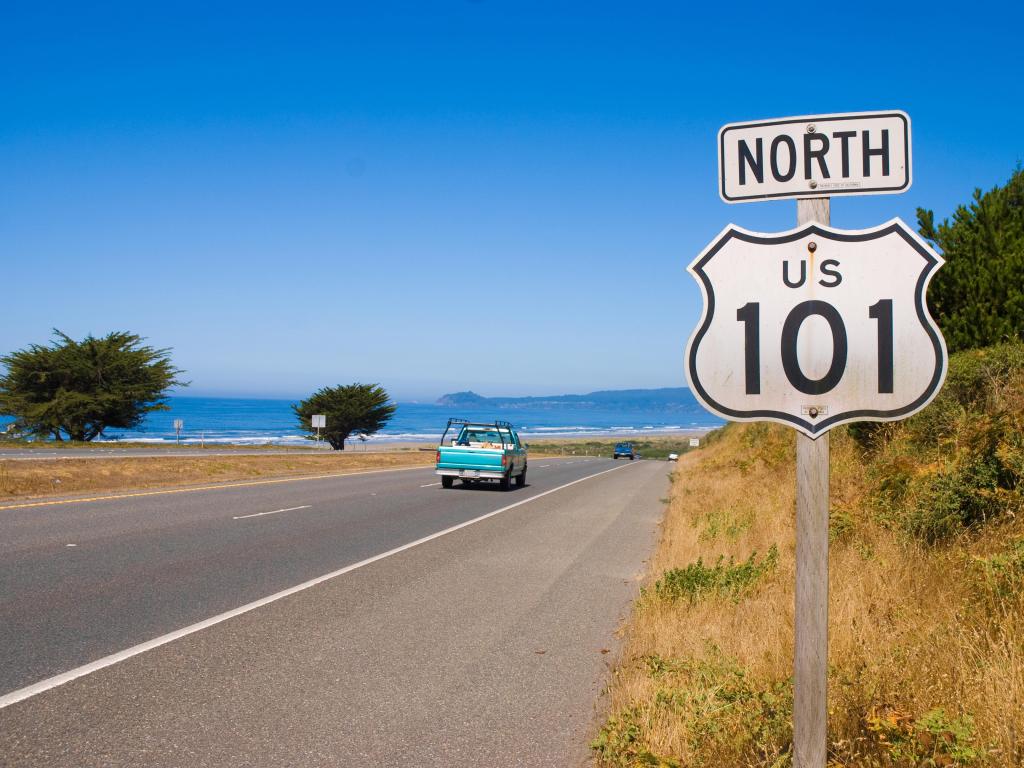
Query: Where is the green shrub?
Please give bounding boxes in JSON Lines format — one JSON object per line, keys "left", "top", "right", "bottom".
{"left": 590, "top": 707, "right": 681, "bottom": 768}
{"left": 974, "top": 538, "right": 1024, "bottom": 599}
{"left": 903, "top": 457, "right": 1005, "bottom": 543}
{"left": 864, "top": 342, "right": 1024, "bottom": 543}
{"left": 652, "top": 547, "right": 778, "bottom": 604}
{"left": 864, "top": 706, "right": 979, "bottom": 766}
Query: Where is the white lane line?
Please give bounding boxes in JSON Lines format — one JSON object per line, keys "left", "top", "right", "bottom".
{"left": 539, "top": 465, "right": 551, "bottom": 468}
{"left": 0, "top": 460, "right": 640, "bottom": 709}
{"left": 420, "top": 482, "right": 441, "bottom": 488}
{"left": 233, "top": 505, "right": 311, "bottom": 520}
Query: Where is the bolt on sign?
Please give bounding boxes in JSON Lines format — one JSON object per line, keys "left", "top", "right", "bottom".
{"left": 685, "top": 218, "right": 946, "bottom": 437}
{"left": 718, "top": 111, "right": 910, "bottom": 203}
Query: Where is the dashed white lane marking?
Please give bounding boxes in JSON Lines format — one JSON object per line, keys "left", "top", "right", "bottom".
{"left": 420, "top": 482, "right": 441, "bottom": 488}
{"left": 233, "top": 505, "right": 311, "bottom": 520}
{"left": 0, "top": 460, "right": 640, "bottom": 709}
{"left": 539, "top": 465, "right": 551, "bottom": 468}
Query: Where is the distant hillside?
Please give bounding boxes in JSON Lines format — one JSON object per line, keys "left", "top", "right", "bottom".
{"left": 436, "top": 387, "right": 698, "bottom": 410}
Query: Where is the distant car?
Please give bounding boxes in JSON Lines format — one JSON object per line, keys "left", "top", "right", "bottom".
{"left": 613, "top": 442, "right": 636, "bottom": 460}
{"left": 667, "top": 453, "right": 679, "bottom": 461}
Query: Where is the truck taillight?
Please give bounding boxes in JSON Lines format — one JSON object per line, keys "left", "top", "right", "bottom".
{"left": 502, "top": 453, "right": 510, "bottom": 467}
{"left": 435, "top": 450, "right": 441, "bottom": 464}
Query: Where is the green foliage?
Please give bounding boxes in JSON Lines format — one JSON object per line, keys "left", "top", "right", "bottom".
{"left": 593, "top": 651, "right": 792, "bottom": 767}
{"left": 590, "top": 707, "right": 682, "bottom": 768}
{"left": 292, "top": 383, "right": 395, "bottom": 450}
{"left": 652, "top": 547, "right": 778, "bottom": 604}
{"left": 864, "top": 707, "right": 979, "bottom": 766}
{"left": 697, "top": 505, "right": 753, "bottom": 542}
{"left": 0, "top": 330, "right": 185, "bottom": 442}
{"left": 917, "top": 167, "right": 1024, "bottom": 353}
{"left": 974, "top": 538, "right": 1024, "bottom": 600}
{"left": 900, "top": 457, "right": 1004, "bottom": 543}
{"left": 861, "top": 342, "right": 1024, "bottom": 543}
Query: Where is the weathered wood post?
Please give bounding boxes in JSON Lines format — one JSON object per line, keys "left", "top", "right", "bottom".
{"left": 794, "top": 196, "right": 830, "bottom": 768}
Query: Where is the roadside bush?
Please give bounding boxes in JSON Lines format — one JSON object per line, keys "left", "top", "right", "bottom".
{"left": 652, "top": 547, "right": 778, "bottom": 604}
{"left": 900, "top": 456, "right": 1005, "bottom": 543}
{"left": 863, "top": 706, "right": 980, "bottom": 766}
{"left": 973, "top": 537, "right": 1024, "bottom": 601}
{"left": 865, "top": 342, "right": 1024, "bottom": 542}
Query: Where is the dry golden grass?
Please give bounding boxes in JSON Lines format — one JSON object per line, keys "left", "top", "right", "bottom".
{"left": 594, "top": 423, "right": 1024, "bottom": 767}
{"left": 0, "top": 451, "right": 433, "bottom": 501}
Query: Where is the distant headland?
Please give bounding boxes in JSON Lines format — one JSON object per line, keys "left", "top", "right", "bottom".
{"left": 435, "top": 387, "right": 698, "bottom": 410}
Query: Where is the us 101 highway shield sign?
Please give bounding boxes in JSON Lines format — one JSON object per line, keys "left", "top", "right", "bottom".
{"left": 685, "top": 218, "right": 947, "bottom": 437}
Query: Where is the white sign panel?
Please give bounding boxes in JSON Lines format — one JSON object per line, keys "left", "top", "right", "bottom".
{"left": 173, "top": 419, "right": 184, "bottom": 431}
{"left": 689, "top": 437, "right": 700, "bottom": 448}
{"left": 311, "top": 414, "right": 326, "bottom": 428}
{"left": 719, "top": 111, "right": 911, "bottom": 203}
{"left": 685, "top": 218, "right": 946, "bottom": 437}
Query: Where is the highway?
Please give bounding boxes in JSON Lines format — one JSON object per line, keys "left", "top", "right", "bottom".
{"left": 0, "top": 456, "right": 666, "bottom": 766}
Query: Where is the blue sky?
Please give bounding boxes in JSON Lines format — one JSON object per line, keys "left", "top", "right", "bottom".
{"left": 3, "top": 1, "right": 1022, "bottom": 400}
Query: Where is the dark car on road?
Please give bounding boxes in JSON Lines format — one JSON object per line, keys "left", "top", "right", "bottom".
{"left": 612, "top": 441, "right": 636, "bottom": 460}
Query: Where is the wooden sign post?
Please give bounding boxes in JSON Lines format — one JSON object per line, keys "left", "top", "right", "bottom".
{"left": 794, "top": 197, "right": 830, "bottom": 768}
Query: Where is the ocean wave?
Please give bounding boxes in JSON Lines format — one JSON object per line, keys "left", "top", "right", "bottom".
{"left": 92, "top": 425, "right": 708, "bottom": 445}
{"left": 526, "top": 426, "right": 604, "bottom": 433}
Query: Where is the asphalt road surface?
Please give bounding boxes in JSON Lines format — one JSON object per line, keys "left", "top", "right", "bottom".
{"left": 0, "top": 457, "right": 666, "bottom": 766}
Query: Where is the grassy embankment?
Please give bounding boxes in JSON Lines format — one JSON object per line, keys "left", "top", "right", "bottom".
{"left": 0, "top": 451, "right": 433, "bottom": 501}
{"left": 593, "top": 343, "right": 1024, "bottom": 767}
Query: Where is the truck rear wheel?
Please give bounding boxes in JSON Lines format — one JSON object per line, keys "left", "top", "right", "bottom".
{"left": 499, "top": 471, "right": 511, "bottom": 491}
{"left": 515, "top": 468, "right": 526, "bottom": 487}
{"left": 441, "top": 476, "right": 454, "bottom": 489}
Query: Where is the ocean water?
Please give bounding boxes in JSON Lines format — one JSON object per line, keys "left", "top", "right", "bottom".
{"left": 84, "top": 395, "right": 723, "bottom": 445}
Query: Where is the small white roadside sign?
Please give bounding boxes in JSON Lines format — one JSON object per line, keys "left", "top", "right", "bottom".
{"left": 685, "top": 218, "right": 946, "bottom": 437}
{"left": 719, "top": 111, "right": 911, "bottom": 203}
{"left": 311, "top": 414, "right": 326, "bottom": 428}
{"left": 689, "top": 437, "right": 700, "bottom": 448}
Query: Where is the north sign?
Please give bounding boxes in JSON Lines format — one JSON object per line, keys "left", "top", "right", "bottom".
{"left": 719, "top": 111, "right": 911, "bottom": 203}
{"left": 685, "top": 218, "right": 946, "bottom": 437}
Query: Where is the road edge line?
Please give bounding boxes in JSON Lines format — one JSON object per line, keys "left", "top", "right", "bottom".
{"left": 0, "top": 460, "right": 639, "bottom": 709}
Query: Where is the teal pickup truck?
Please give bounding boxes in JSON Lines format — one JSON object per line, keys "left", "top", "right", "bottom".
{"left": 435, "top": 419, "right": 527, "bottom": 490}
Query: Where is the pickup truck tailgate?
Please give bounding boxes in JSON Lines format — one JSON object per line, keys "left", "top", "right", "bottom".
{"left": 437, "top": 446, "right": 504, "bottom": 471}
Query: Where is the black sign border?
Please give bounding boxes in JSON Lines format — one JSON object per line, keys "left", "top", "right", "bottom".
{"left": 687, "top": 221, "right": 946, "bottom": 437}
{"left": 719, "top": 112, "right": 911, "bottom": 203}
